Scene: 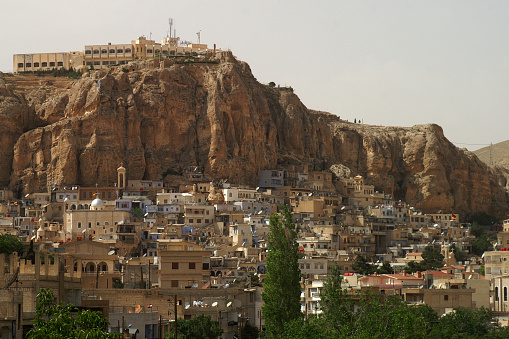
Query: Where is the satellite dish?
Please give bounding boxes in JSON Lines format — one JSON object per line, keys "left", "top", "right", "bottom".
{"left": 108, "top": 250, "right": 116, "bottom": 255}
{"left": 227, "top": 301, "right": 232, "bottom": 307}
{"left": 185, "top": 304, "right": 190, "bottom": 309}
{"left": 223, "top": 284, "right": 230, "bottom": 288}
{"left": 31, "top": 235, "right": 36, "bottom": 240}
{"left": 341, "top": 206, "right": 346, "bottom": 210}
{"left": 191, "top": 283, "right": 198, "bottom": 288}
{"left": 143, "top": 253, "right": 147, "bottom": 257}
{"left": 82, "top": 229, "right": 87, "bottom": 233}
{"left": 212, "top": 302, "right": 218, "bottom": 307}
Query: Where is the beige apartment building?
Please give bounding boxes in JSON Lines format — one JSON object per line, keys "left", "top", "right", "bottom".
{"left": 13, "top": 51, "right": 84, "bottom": 73}
{"left": 14, "top": 35, "right": 215, "bottom": 73}
{"left": 157, "top": 239, "right": 211, "bottom": 289}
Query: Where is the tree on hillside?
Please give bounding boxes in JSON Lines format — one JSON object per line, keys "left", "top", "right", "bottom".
{"left": 262, "top": 205, "right": 302, "bottom": 338}
{"left": 166, "top": 315, "right": 222, "bottom": 339}
{"left": 376, "top": 261, "right": 394, "bottom": 274}
{"left": 0, "top": 233, "right": 24, "bottom": 256}
{"left": 421, "top": 245, "right": 444, "bottom": 270}
{"left": 449, "top": 243, "right": 468, "bottom": 263}
{"left": 27, "top": 288, "right": 116, "bottom": 339}
{"left": 351, "top": 254, "right": 375, "bottom": 275}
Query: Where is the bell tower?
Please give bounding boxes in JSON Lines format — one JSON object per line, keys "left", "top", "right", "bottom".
{"left": 117, "top": 163, "right": 126, "bottom": 189}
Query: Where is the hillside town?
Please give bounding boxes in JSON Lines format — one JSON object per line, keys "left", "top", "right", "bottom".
{"left": 0, "top": 162, "right": 506, "bottom": 338}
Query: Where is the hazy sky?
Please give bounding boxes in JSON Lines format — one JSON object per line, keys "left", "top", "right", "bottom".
{"left": 2, "top": 0, "right": 508, "bottom": 151}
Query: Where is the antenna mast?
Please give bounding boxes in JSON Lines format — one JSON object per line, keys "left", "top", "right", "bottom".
{"left": 196, "top": 30, "right": 201, "bottom": 44}
{"left": 169, "top": 18, "right": 174, "bottom": 38}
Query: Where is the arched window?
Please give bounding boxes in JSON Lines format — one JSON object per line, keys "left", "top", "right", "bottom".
{"left": 504, "top": 287, "right": 508, "bottom": 302}
{"left": 74, "top": 262, "right": 78, "bottom": 272}
{"left": 495, "top": 287, "right": 500, "bottom": 301}
{"left": 86, "top": 262, "right": 95, "bottom": 272}
{"left": 101, "top": 49, "right": 107, "bottom": 54}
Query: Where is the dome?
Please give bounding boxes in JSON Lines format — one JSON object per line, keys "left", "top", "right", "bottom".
{"left": 91, "top": 198, "right": 105, "bottom": 207}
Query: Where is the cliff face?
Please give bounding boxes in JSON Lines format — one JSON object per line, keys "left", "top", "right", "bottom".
{"left": 0, "top": 54, "right": 507, "bottom": 217}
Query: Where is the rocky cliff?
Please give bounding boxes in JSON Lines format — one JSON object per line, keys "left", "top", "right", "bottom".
{"left": 0, "top": 53, "right": 507, "bottom": 217}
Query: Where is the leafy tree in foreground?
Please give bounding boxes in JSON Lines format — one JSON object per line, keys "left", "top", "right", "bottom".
{"left": 166, "top": 314, "right": 222, "bottom": 339}
{"left": 0, "top": 233, "right": 24, "bottom": 256}
{"left": 262, "top": 205, "right": 302, "bottom": 338}
{"left": 27, "top": 288, "right": 116, "bottom": 339}
{"left": 320, "top": 263, "right": 354, "bottom": 334}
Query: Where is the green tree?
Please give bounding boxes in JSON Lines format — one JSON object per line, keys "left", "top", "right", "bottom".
{"left": 262, "top": 205, "right": 302, "bottom": 338}
{"left": 130, "top": 207, "right": 144, "bottom": 218}
{"left": 319, "top": 263, "right": 354, "bottom": 334}
{"left": 421, "top": 245, "right": 444, "bottom": 270}
{"left": 429, "top": 307, "right": 496, "bottom": 338}
{"left": 0, "top": 233, "right": 24, "bottom": 256}
{"left": 351, "top": 255, "right": 375, "bottom": 275}
{"left": 376, "top": 261, "right": 394, "bottom": 274}
{"left": 472, "top": 234, "right": 493, "bottom": 256}
{"left": 405, "top": 260, "right": 426, "bottom": 274}
{"left": 268, "top": 81, "right": 276, "bottom": 88}
{"left": 166, "top": 315, "right": 222, "bottom": 339}
{"left": 27, "top": 288, "right": 116, "bottom": 339}
{"left": 449, "top": 243, "right": 468, "bottom": 263}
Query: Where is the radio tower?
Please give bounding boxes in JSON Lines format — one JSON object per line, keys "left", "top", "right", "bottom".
{"left": 168, "top": 18, "right": 174, "bottom": 38}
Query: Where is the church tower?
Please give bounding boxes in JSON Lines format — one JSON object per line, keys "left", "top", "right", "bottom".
{"left": 117, "top": 163, "right": 126, "bottom": 189}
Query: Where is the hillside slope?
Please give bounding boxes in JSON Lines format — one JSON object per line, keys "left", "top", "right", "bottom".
{"left": 0, "top": 53, "right": 507, "bottom": 217}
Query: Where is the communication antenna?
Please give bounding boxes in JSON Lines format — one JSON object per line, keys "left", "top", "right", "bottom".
{"left": 169, "top": 18, "right": 174, "bottom": 38}
{"left": 196, "top": 30, "right": 201, "bottom": 44}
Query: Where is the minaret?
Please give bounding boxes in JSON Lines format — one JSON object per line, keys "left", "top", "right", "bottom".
{"left": 117, "top": 163, "right": 126, "bottom": 189}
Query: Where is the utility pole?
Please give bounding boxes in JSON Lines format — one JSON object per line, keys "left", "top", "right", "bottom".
{"left": 174, "top": 295, "right": 178, "bottom": 339}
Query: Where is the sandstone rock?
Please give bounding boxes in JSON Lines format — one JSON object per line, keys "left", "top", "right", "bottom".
{"left": 0, "top": 59, "right": 507, "bottom": 217}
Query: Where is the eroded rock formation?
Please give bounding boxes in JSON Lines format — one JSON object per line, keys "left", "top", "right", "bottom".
{"left": 0, "top": 54, "right": 507, "bottom": 217}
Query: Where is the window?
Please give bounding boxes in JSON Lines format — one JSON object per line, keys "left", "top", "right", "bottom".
{"left": 101, "top": 49, "right": 107, "bottom": 54}
{"left": 155, "top": 49, "right": 160, "bottom": 53}
{"left": 197, "top": 219, "right": 202, "bottom": 224}
{"left": 85, "top": 50, "right": 92, "bottom": 54}
{"left": 17, "top": 63, "right": 23, "bottom": 68}
{"left": 88, "top": 222, "right": 92, "bottom": 228}
{"left": 77, "top": 222, "right": 82, "bottom": 229}
{"left": 189, "top": 262, "right": 196, "bottom": 269}
{"left": 496, "top": 287, "right": 500, "bottom": 301}
{"left": 125, "top": 48, "right": 131, "bottom": 53}
{"left": 117, "top": 49, "right": 123, "bottom": 53}
{"left": 82, "top": 192, "right": 86, "bottom": 198}
{"left": 42, "top": 62, "right": 47, "bottom": 67}
{"left": 109, "top": 49, "right": 115, "bottom": 53}
{"left": 34, "top": 62, "right": 39, "bottom": 67}
{"left": 26, "top": 63, "right": 32, "bottom": 67}
{"left": 202, "top": 263, "right": 209, "bottom": 270}
{"left": 189, "top": 219, "right": 193, "bottom": 223}
{"left": 147, "top": 49, "right": 153, "bottom": 53}
{"left": 505, "top": 287, "right": 508, "bottom": 302}
{"left": 103, "top": 61, "right": 109, "bottom": 65}
{"left": 93, "top": 61, "right": 100, "bottom": 65}
{"left": 172, "top": 263, "right": 179, "bottom": 269}
{"left": 444, "top": 295, "right": 449, "bottom": 301}
{"left": 102, "top": 192, "right": 105, "bottom": 199}
{"left": 171, "top": 280, "right": 178, "bottom": 287}
{"left": 57, "top": 62, "right": 63, "bottom": 66}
